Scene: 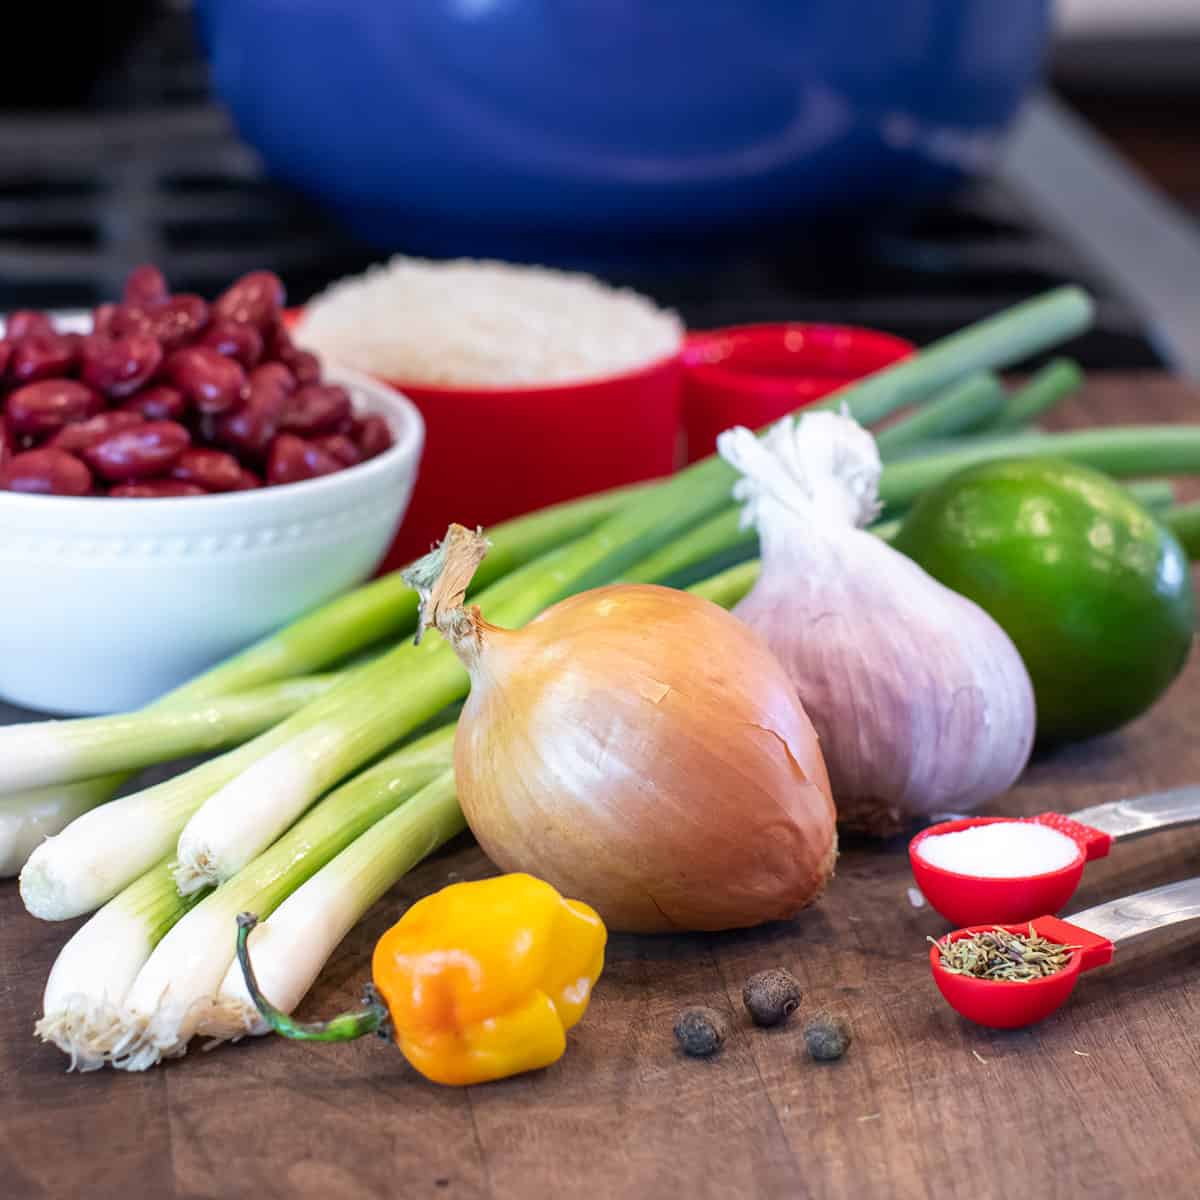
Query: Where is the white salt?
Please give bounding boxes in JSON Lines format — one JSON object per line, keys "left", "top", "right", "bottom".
{"left": 916, "top": 822, "right": 1080, "bottom": 878}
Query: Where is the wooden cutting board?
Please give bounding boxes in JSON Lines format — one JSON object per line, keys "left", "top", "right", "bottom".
{"left": 2, "top": 373, "right": 1199, "bottom": 1200}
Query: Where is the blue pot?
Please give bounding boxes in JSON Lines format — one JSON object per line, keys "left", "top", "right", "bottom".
{"left": 197, "top": 0, "right": 1050, "bottom": 264}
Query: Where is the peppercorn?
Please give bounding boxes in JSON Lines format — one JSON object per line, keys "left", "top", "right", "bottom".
{"left": 742, "top": 967, "right": 802, "bottom": 1027}
{"left": 673, "top": 1006, "right": 728, "bottom": 1057}
{"left": 803, "top": 1011, "right": 852, "bottom": 1061}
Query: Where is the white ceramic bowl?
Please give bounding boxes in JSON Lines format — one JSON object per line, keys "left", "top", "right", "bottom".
{"left": 0, "top": 366, "right": 423, "bottom": 714}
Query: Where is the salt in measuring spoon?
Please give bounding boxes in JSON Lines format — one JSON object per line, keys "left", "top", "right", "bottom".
{"left": 929, "top": 875, "right": 1200, "bottom": 1029}
{"left": 909, "top": 786, "right": 1200, "bottom": 927}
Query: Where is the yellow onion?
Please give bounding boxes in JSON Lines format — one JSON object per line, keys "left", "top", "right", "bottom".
{"left": 410, "top": 527, "right": 836, "bottom": 933}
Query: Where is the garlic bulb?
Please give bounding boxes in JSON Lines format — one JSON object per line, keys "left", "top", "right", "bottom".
{"left": 717, "top": 411, "right": 1035, "bottom": 835}
{"left": 408, "top": 527, "right": 837, "bottom": 933}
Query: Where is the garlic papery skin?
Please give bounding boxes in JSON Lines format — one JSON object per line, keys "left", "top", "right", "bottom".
{"left": 415, "top": 528, "right": 837, "bottom": 933}
{"left": 717, "top": 412, "right": 1036, "bottom": 835}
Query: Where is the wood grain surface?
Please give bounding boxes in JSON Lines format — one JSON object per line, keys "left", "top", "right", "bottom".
{"left": 2, "top": 373, "right": 1199, "bottom": 1200}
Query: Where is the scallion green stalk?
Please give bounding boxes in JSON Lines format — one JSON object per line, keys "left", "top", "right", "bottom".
{"left": 1165, "top": 500, "right": 1200, "bottom": 559}
{"left": 0, "top": 676, "right": 340, "bottom": 795}
{"left": 984, "top": 358, "right": 1083, "bottom": 432}
{"left": 879, "top": 426, "right": 1200, "bottom": 510}
{"left": 874, "top": 372, "right": 1006, "bottom": 456}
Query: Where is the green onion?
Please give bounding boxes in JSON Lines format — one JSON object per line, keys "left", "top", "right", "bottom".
{"left": 688, "top": 561, "right": 761, "bottom": 609}
{"left": 46, "top": 724, "right": 455, "bottom": 1071}
{"left": 879, "top": 426, "right": 1200, "bottom": 511}
{"left": 35, "top": 858, "right": 203, "bottom": 1072}
{"left": 0, "top": 676, "right": 341, "bottom": 795}
{"left": 1165, "top": 500, "right": 1200, "bottom": 559}
{"left": 984, "top": 358, "right": 1083, "bottom": 432}
{"left": 874, "top": 372, "right": 1006, "bottom": 456}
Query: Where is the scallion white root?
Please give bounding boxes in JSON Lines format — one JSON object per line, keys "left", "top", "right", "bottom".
{"left": 201, "top": 770, "right": 462, "bottom": 1040}
{"left": 35, "top": 859, "right": 201, "bottom": 1071}
{"left": 114, "top": 726, "right": 455, "bottom": 1069}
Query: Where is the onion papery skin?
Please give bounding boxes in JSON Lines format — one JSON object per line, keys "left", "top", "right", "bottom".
{"left": 451, "top": 584, "right": 836, "bottom": 933}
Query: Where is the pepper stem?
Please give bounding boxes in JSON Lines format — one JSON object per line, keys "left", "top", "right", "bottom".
{"left": 236, "top": 912, "right": 389, "bottom": 1043}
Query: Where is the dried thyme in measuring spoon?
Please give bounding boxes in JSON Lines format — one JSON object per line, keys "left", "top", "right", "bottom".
{"left": 930, "top": 925, "right": 1078, "bottom": 981}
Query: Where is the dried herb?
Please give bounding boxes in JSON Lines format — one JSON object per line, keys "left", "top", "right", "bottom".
{"left": 930, "top": 925, "right": 1077, "bottom": 981}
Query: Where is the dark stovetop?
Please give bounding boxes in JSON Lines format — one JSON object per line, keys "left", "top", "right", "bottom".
{"left": 3, "top": 3, "right": 1199, "bottom": 373}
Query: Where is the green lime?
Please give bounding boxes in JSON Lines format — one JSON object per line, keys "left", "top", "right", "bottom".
{"left": 892, "top": 458, "right": 1195, "bottom": 743}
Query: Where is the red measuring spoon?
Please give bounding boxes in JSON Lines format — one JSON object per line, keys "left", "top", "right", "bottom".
{"left": 909, "top": 788, "right": 1200, "bottom": 927}
{"left": 930, "top": 876, "right": 1200, "bottom": 1029}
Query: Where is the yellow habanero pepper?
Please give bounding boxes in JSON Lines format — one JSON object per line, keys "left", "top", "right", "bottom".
{"left": 236, "top": 873, "right": 607, "bottom": 1087}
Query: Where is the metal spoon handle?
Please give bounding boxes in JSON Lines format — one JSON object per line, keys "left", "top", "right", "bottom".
{"left": 1071, "top": 877, "right": 1200, "bottom": 946}
{"left": 1070, "top": 787, "right": 1200, "bottom": 841}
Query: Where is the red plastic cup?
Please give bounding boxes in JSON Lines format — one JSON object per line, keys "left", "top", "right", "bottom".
{"left": 680, "top": 323, "right": 915, "bottom": 462}
{"left": 375, "top": 354, "right": 683, "bottom": 570}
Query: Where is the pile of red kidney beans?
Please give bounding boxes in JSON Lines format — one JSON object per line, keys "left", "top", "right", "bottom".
{"left": 0, "top": 267, "right": 392, "bottom": 497}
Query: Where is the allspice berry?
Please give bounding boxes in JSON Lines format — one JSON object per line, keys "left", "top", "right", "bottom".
{"left": 673, "top": 1006, "right": 728, "bottom": 1057}
{"left": 742, "top": 967, "right": 802, "bottom": 1027}
{"left": 803, "top": 1011, "right": 852, "bottom": 1061}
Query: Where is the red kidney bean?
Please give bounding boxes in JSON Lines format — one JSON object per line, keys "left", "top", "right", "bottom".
{"left": 262, "top": 321, "right": 294, "bottom": 360}
{"left": 313, "top": 434, "right": 362, "bottom": 467}
{"left": 355, "top": 414, "right": 393, "bottom": 460}
{"left": 267, "top": 434, "right": 343, "bottom": 486}
{"left": 83, "top": 421, "right": 191, "bottom": 481}
{"left": 234, "top": 467, "right": 263, "bottom": 490}
{"left": 215, "top": 362, "right": 294, "bottom": 457}
{"left": 201, "top": 321, "right": 263, "bottom": 370}
{"left": 7, "top": 332, "right": 76, "bottom": 383}
{"left": 145, "top": 294, "right": 210, "bottom": 349}
{"left": 80, "top": 332, "right": 163, "bottom": 397}
{"left": 170, "top": 447, "right": 244, "bottom": 492}
{"left": 0, "top": 340, "right": 10, "bottom": 377}
{"left": 49, "top": 410, "right": 144, "bottom": 454}
{"left": 123, "top": 264, "right": 169, "bottom": 308}
{"left": 121, "top": 385, "right": 187, "bottom": 423}
{"left": 5, "top": 310, "right": 55, "bottom": 340}
{"left": 0, "top": 447, "right": 93, "bottom": 496}
{"left": 281, "top": 383, "right": 352, "bottom": 436}
{"left": 0, "top": 418, "right": 9, "bottom": 467}
{"left": 279, "top": 346, "right": 321, "bottom": 384}
{"left": 110, "top": 480, "right": 208, "bottom": 498}
{"left": 167, "top": 346, "right": 247, "bottom": 414}
{"left": 212, "top": 271, "right": 285, "bottom": 331}
{"left": 5, "top": 380, "right": 104, "bottom": 438}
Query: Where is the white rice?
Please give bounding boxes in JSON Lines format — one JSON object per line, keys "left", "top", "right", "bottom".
{"left": 294, "top": 256, "right": 684, "bottom": 388}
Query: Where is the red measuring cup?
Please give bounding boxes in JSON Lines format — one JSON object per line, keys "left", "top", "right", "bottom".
{"left": 930, "top": 876, "right": 1200, "bottom": 1029}
{"left": 909, "top": 788, "right": 1200, "bottom": 927}
{"left": 680, "top": 323, "right": 915, "bottom": 462}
